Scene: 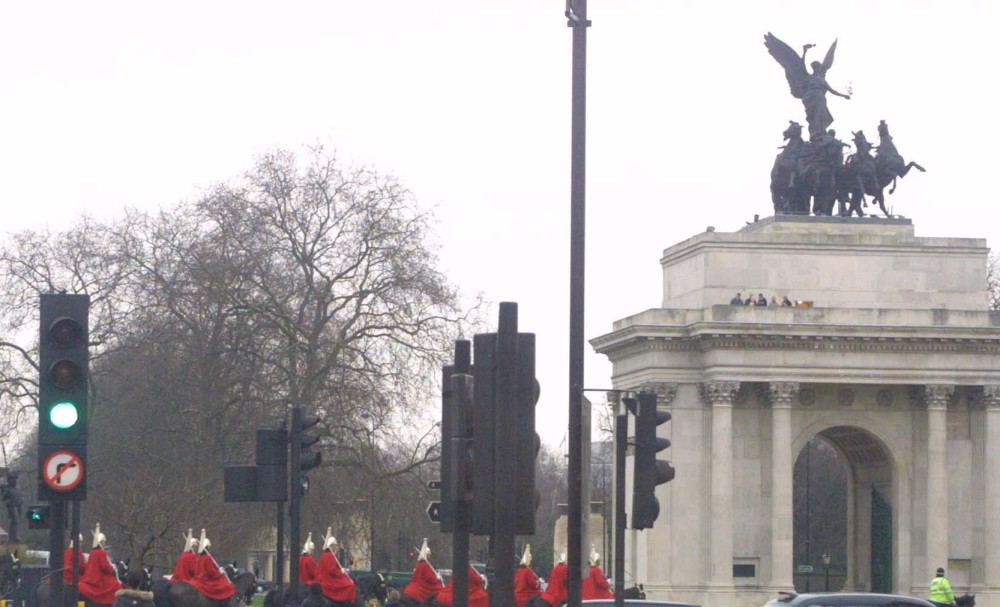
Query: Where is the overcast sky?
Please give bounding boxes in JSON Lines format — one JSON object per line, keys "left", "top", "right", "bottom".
{"left": 2, "top": 1, "right": 997, "bottom": 448}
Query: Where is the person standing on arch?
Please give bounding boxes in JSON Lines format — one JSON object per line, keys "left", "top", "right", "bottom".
{"left": 929, "top": 567, "right": 956, "bottom": 607}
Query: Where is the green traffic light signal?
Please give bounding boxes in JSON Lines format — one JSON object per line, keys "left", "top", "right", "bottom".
{"left": 50, "top": 401, "right": 80, "bottom": 429}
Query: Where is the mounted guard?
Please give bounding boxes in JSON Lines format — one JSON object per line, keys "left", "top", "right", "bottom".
{"left": 401, "top": 539, "right": 444, "bottom": 607}
{"left": 299, "top": 532, "right": 319, "bottom": 586}
{"left": 513, "top": 545, "right": 541, "bottom": 607}
{"left": 582, "top": 546, "right": 613, "bottom": 600}
{"left": 79, "top": 524, "right": 125, "bottom": 605}
{"left": 316, "top": 529, "right": 357, "bottom": 607}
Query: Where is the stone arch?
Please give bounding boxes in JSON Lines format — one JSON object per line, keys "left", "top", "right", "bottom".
{"left": 791, "top": 413, "right": 909, "bottom": 593}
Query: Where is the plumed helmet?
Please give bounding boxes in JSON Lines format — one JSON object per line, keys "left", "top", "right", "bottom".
{"left": 589, "top": 545, "right": 600, "bottom": 566}
{"left": 520, "top": 545, "right": 532, "bottom": 566}
{"left": 322, "top": 527, "right": 338, "bottom": 551}
{"left": 92, "top": 524, "right": 106, "bottom": 549}
{"left": 303, "top": 532, "right": 315, "bottom": 555}
{"left": 418, "top": 538, "right": 431, "bottom": 561}
{"left": 558, "top": 550, "right": 567, "bottom": 565}
{"left": 198, "top": 528, "right": 211, "bottom": 554}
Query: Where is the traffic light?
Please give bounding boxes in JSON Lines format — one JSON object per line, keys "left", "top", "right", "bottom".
{"left": 510, "top": 332, "right": 540, "bottom": 535}
{"left": 631, "top": 391, "right": 674, "bottom": 530}
{"left": 38, "top": 293, "right": 90, "bottom": 501}
{"left": 471, "top": 302, "right": 538, "bottom": 535}
{"left": 292, "top": 406, "right": 322, "bottom": 496}
{"left": 27, "top": 504, "right": 51, "bottom": 529}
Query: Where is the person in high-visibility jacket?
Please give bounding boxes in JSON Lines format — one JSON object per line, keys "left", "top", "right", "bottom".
{"left": 929, "top": 567, "right": 956, "bottom": 607}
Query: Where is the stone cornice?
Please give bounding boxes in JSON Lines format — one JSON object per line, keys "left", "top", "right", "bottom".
{"left": 595, "top": 329, "right": 1000, "bottom": 359}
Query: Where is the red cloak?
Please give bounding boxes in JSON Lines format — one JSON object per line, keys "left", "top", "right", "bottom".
{"left": 403, "top": 560, "right": 444, "bottom": 603}
{"left": 78, "top": 547, "right": 123, "bottom": 605}
{"left": 317, "top": 550, "right": 357, "bottom": 602}
{"left": 172, "top": 551, "right": 198, "bottom": 582}
{"left": 514, "top": 565, "right": 541, "bottom": 607}
{"left": 63, "top": 547, "right": 87, "bottom": 584}
{"left": 582, "top": 566, "right": 614, "bottom": 600}
{"left": 539, "top": 563, "right": 568, "bottom": 607}
{"left": 188, "top": 552, "right": 236, "bottom": 601}
{"left": 435, "top": 567, "right": 489, "bottom": 607}
{"left": 299, "top": 553, "right": 319, "bottom": 585}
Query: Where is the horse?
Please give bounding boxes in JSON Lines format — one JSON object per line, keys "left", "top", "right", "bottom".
{"left": 166, "top": 570, "right": 257, "bottom": 607}
{"left": 840, "top": 122, "right": 924, "bottom": 217}
{"left": 34, "top": 556, "right": 135, "bottom": 607}
{"left": 355, "top": 572, "right": 388, "bottom": 606}
{"left": 770, "top": 122, "right": 848, "bottom": 216}
{"left": 770, "top": 121, "right": 812, "bottom": 215}
{"left": 871, "top": 119, "right": 925, "bottom": 216}
{"left": 956, "top": 594, "right": 976, "bottom": 607}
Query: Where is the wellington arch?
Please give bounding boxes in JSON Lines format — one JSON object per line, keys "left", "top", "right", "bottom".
{"left": 591, "top": 216, "right": 1000, "bottom": 607}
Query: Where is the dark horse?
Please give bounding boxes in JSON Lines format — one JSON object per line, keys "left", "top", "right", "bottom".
{"left": 34, "top": 557, "right": 134, "bottom": 607}
{"left": 955, "top": 594, "right": 976, "bottom": 607}
{"left": 164, "top": 570, "right": 256, "bottom": 607}
{"left": 839, "top": 121, "right": 925, "bottom": 217}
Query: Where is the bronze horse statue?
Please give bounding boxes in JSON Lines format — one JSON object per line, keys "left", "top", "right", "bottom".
{"left": 839, "top": 121, "right": 925, "bottom": 217}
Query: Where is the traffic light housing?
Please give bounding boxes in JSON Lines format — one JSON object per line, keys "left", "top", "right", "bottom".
{"left": 472, "top": 303, "right": 538, "bottom": 535}
{"left": 27, "top": 504, "right": 51, "bottom": 529}
{"left": 292, "top": 406, "right": 322, "bottom": 496}
{"left": 631, "top": 391, "right": 674, "bottom": 529}
{"left": 38, "top": 293, "right": 90, "bottom": 501}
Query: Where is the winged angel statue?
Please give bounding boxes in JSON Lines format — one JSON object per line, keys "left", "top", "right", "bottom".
{"left": 764, "top": 32, "right": 851, "bottom": 140}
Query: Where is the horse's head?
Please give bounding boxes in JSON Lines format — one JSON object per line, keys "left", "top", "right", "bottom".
{"left": 236, "top": 571, "right": 257, "bottom": 606}
{"left": 115, "top": 559, "right": 130, "bottom": 584}
{"left": 783, "top": 121, "right": 803, "bottom": 143}
{"left": 956, "top": 594, "right": 976, "bottom": 607}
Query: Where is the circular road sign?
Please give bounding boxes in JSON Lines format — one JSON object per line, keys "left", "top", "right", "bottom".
{"left": 42, "top": 449, "right": 84, "bottom": 492}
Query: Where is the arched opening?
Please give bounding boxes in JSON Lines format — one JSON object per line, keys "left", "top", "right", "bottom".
{"left": 793, "top": 425, "right": 894, "bottom": 593}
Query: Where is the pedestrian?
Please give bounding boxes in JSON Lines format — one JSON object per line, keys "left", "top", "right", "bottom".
{"left": 929, "top": 567, "right": 956, "bottom": 607}
{"left": 729, "top": 292, "right": 743, "bottom": 305}
{"left": 302, "top": 582, "right": 332, "bottom": 607}
{"left": 112, "top": 570, "right": 155, "bottom": 607}
{"left": 757, "top": 293, "right": 768, "bottom": 306}
{"left": 385, "top": 589, "right": 404, "bottom": 607}
{"left": 781, "top": 296, "right": 793, "bottom": 307}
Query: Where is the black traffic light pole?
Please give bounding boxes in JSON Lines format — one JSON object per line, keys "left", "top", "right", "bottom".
{"left": 445, "top": 340, "right": 472, "bottom": 607}
{"left": 614, "top": 405, "right": 627, "bottom": 607}
{"left": 566, "top": 2, "right": 589, "bottom": 606}
{"left": 289, "top": 405, "right": 304, "bottom": 607}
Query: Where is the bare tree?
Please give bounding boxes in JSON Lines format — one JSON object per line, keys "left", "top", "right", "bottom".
{"left": 0, "top": 146, "right": 478, "bottom": 565}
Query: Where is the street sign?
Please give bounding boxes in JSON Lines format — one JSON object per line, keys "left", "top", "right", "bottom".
{"left": 797, "top": 564, "right": 814, "bottom": 573}
{"left": 426, "top": 501, "right": 442, "bottom": 523}
{"left": 42, "top": 449, "right": 84, "bottom": 492}
{"left": 427, "top": 480, "right": 442, "bottom": 490}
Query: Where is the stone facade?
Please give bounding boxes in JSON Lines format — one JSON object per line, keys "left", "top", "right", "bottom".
{"left": 591, "top": 217, "right": 1000, "bottom": 607}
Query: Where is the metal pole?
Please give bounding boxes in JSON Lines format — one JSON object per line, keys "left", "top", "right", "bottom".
{"left": 614, "top": 407, "right": 627, "bottom": 607}
{"left": 49, "top": 499, "right": 66, "bottom": 607}
{"left": 451, "top": 343, "right": 472, "bottom": 607}
{"left": 289, "top": 405, "right": 303, "bottom": 607}
{"left": 71, "top": 499, "right": 81, "bottom": 606}
{"left": 277, "top": 502, "right": 285, "bottom": 591}
{"left": 566, "top": 2, "right": 589, "bottom": 607}
{"left": 493, "top": 304, "right": 519, "bottom": 607}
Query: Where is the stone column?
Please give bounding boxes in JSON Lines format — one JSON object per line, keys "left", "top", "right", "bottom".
{"left": 769, "top": 382, "right": 798, "bottom": 590}
{"left": 703, "top": 380, "right": 739, "bottom": 588}
{"left": 924, "top": 384, "right": 953, "bottom": 573}
{"left": 983, "top": 386, "right": 1000, "bottom": 587}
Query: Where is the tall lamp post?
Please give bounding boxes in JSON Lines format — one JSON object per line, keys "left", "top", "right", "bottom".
{"left": 823, "top": 553, "right": 831, "bottom": 591}
{"left": 362, "top": 413, "right": 378, "bottom": 572}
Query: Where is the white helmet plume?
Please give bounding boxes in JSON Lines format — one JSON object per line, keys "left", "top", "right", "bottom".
{"left": 558, "top": 549, "right": 567, "bottom": 565}
{"left": 322, "top": 527, "right": 338, "bottom": 551}
{"left": 303, "top": 532, "right": 315, "bottom": 554}
{"left": 198, "top": 528, "right": 211, "bottom": 553}
{"left": 589, "top": 544, "right": 600, "bottom": 566}
{"left": 92, "top": 523, "right": 106, "bottom": 549}
{"left": 520, "top": 544, "right": 532, "bottom": 566}
{"left": 418, "top": 538, "right": 431, "bottom": 561}
{"left": 183, "top": 529, "right": 196, "bottom": 553}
